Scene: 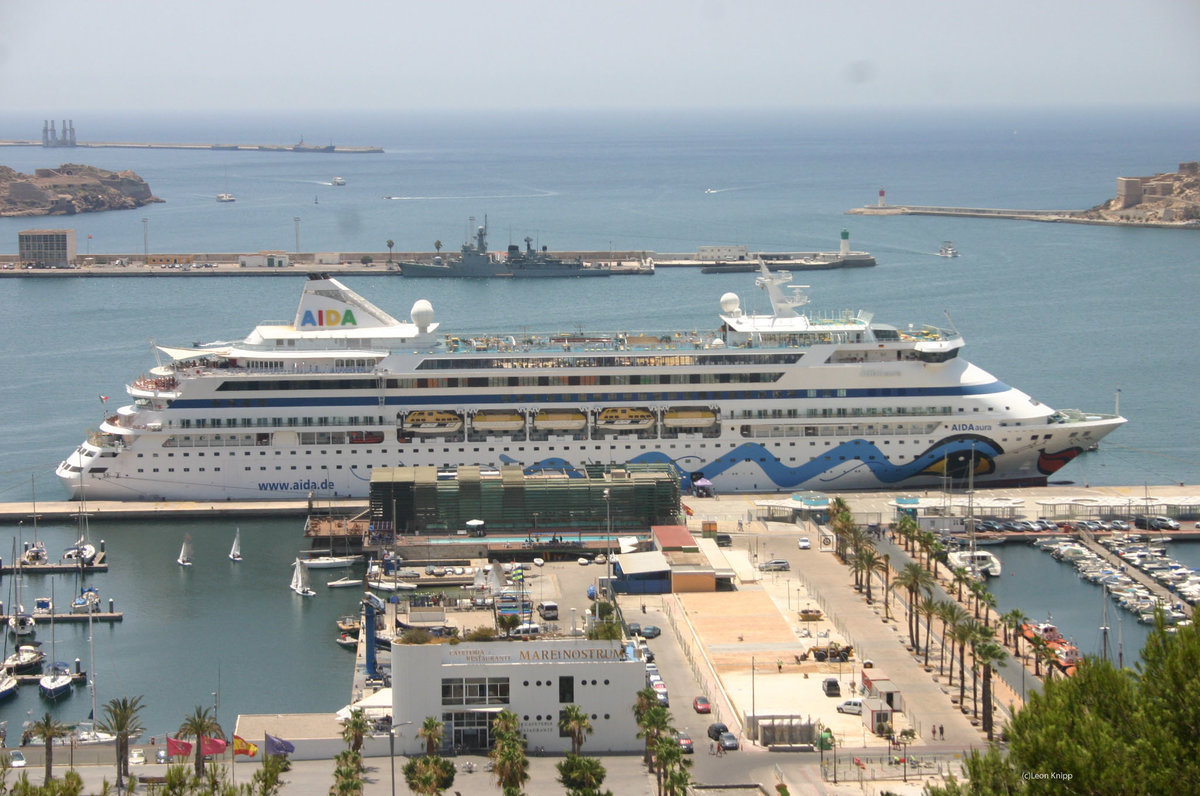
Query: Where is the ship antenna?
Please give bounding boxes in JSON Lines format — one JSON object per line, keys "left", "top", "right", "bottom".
{"left": 942, "top": 310, "right": 960, "bottom": 337}
{"left": 150, "top": 338, "right": 163, "bottom": 369}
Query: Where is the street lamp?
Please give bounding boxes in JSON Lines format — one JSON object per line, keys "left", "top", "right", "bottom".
{"left": 141, "top": 217, "right": 149, "bottom": 258}
{"left": 294, "top": 217, "right": 301, "bottom": 253}
{"left": 603, "top": 488, "right": 612, "bottom": 592}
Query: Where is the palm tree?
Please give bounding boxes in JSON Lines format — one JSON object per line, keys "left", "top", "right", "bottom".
{"left": 177, "top": 705, "right": 224, "bottom": 779}
{"left": 1008, "top": 608, "right": 1030, "bottom": 660}
{"left": 893, "top": 562, "right": 934, "bottom": 647}
{"left": 938, "top": 601, "right": 970, "bottom": 680}
{"left": 975, "top": 640, "right": 1007, "bottom": 740}
{"left": 27, "top": 712, "right": 69, "bottom": 786}
{"left": 434, "top": 240, "right": 443, "bottom": 255}
{"left": 332, "top": 749, "right": 365, "bottom": 794}
{"left": 951, "top": 566, "right": 971, "bottom": 602}
{"left": 340, "top": 707, "right": 370, "bottom": 754}
{"left": 492, "top": 709, "right": 521, "bottom": 740}
{"left": 498, "top": 613, "right": 521, "bottom": 636}
{"left": 918, "top": 593, "right": 940, "bottom": 666}
{"left": 386, "top": 239, "right": 394, "bottom": 264}
{"left": 556, "top": 753, "right": 608, "bottom": 794}
{"left": 952, "top": 620, "right": 979, "bottom": 709}
{"left": 637, "top": 704, "right": 672, "bottom": 766}
{"left": 491, "top": 736, "right": 530, "bottom": 795}
{"left": 418, "top": 716, "right": 444, "bottom": 757}
{"left": 881, "top": 552, "right": 893, "bottom": 621}
{"left": 97, "top": 694, "right": 146, "bottom": 791}
{"left": 632, "top": 686, "right": 658, "bottom": 726}
{"left": 979, "top": 589, "right": 998, "bottom": 628}
{"left": 894, "top": 514, "right": 919, "bottom": 553}
{"left": 403, "top": 755, "right": 455, "bottom": 795}
{"left": 853, "top": 547, "right": 886, "bottom": 604}
{"left": 652, "top": 734, "right": 689, "bottom": 796}
{"left": 559, "top": 704, "right": 593, "bottom": 756}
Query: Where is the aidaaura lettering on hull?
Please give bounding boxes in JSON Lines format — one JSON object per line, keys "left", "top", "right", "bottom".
{"left": 949, "top": 423, "right": 993, "bottom": 431}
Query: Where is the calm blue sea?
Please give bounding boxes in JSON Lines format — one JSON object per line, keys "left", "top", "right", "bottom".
{"left": 0, "top": 108, "right": 1197, "bottom": 741}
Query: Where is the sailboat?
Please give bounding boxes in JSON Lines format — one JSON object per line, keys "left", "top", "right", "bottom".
{"left": 39, "top": 584, "right": 72, "bottom": 700}
{"left": 229, "top": 528, "right": 243, "bottom": 562}
{"left": 177, "top": 534, "right": 194, "bottom": 567}
{"left": 7, "top": 541, "right": 35, "bottom": 637}
{"left": 290, "top": 559, "right": 316, "bottom": 597}
{"left": 72, "top": 611, "right": 116, "bottom": 744}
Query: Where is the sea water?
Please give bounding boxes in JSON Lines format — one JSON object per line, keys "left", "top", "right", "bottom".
{"left": 0, "top": 108, "right": 1197, "bottom": 740}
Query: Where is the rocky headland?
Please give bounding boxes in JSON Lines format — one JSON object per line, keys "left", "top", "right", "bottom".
{"left": 0, "top": 163, "right": 161, "bottom": 217}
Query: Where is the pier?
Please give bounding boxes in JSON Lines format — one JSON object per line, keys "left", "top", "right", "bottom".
{"left": 0, "top": 610, "right": 123, "bottom": 624}
{"left": 0, "top": 138, "right": 383, "bottom": 154}
{"left": 1073, "top": 530, "right": 1193, "bottom": 620}
{"left": 845, "top": 203, "right": 1200, "bottom": 230}
{"left": 0, "top": 555, "right": 108, "bottom": 575}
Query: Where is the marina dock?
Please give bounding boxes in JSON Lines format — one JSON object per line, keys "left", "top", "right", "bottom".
{"left": 845, "top": 203, "right": 1200, "bottom": 230}
{"left": 0, "top": 553, "right": 108, "bottom": 575}
{"left": 0, "top": 610, "right": 123, "bottom": 624}
{"left": 1073, "top": 530, "right": 1194, "bottom": 620}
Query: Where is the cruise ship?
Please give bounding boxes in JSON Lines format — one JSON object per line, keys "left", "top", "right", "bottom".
{"left": 56, "top": 265, "right": 1124, "bottom": 501}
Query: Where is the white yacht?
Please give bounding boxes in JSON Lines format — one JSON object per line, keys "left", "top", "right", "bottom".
{"left": 947, "top": 549, "right": 1003, "bottom": 578}
{"left": 57, "top": 265, "right": 1124, "bottom": 501}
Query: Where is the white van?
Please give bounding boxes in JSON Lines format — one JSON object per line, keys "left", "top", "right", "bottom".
{"left": 836, "top": 698, "right": 863, "bottom": 715}
{"left": 537, "top": 601, "right": 559, "bottom": 620}
{"left": 513, "top": 623, "right": 541, "bottom": 636}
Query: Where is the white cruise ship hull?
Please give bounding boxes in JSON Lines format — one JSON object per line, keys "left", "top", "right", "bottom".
{"left": 56, "top": 270, "right": 1124, "bottom": 502}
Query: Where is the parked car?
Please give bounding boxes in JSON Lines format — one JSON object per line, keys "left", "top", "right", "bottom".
{"left": 5, "top": 751, "right": 25, "bottom": 768}
{"left": 707, "top": 722, "right": 729, "bottom": 741}
{"left": 718, "top": 732, "right": 739, "bottom": 751}
{"left": 641, "top": 625, "right": 661, "bottom": 639}
{"left": 1150, "top": 516, "right": 1180, "bottom": 531}
{"left": 128, "top": 749, "right": 146, "bottom": 765}
{"left": 156, "top": 749, "right": 170, "bottom": 764}
{"left": 978, "top": 520, "right": 1002, "bottom": 532}
{"left": 715, "top": 534, "right": 733, "bottom": 547}
{"left": 675, "top": 731, "right": 694, "bottom": 754}
{"left": 837, "top": 698, "right": 863, "bottom": 715}
{"left": 1110, "top": 520, "right": 1130, "bottom": 531}
{"left": 693, "top": 696, "right": 711, "bottom": 713}
{"left": 628, "top": 622, "right": 641, "bottom": 637}
{"left": 822, "top": 677, "right": 841, "bottom": 697}
{"left": 758, "top": 559, "right": 790, "bottom": 572}
{"left": 797, "top": 537, "right": 811, "bottom": 549}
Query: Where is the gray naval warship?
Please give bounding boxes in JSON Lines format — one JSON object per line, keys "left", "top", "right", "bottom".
{"left": 399, "top": 219, "right": 610, "bottom": 278}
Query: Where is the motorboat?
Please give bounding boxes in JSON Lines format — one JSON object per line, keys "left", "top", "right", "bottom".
{"left": 336, "top": 633, "right": 357, "bottom": 649}
{"left": 331, "top": 177, "right": 346, "bottom": 186}
{"left": 33, "top": 597, "right": 53, "bottom": 616}
{"left": 216, "top": 193, "right": 236, "bottom": 203}
{"left": 327, "top": 576, "right": 365, "bottom": 589}
{"left": 937, "top": 241, "right": 960, "bottom": 258}
{"left": 290, "top": 559, "right": 316, "bottom": 597}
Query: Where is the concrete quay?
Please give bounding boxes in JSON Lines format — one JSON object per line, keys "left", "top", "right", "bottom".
{"left": 846, "top": 203, "right": 1200, "bottom": 230}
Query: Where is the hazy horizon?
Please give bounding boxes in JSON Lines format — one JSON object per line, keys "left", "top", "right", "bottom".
{"left": 1, "top": 1, "right": 1196, "bottom": 114}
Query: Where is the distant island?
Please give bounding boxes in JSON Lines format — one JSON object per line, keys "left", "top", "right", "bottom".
{"left": 848, "top": 161, "right": 1200, "bottom": 228}
{"left": 0, "top": 163, "right": 161, "bottom": 217}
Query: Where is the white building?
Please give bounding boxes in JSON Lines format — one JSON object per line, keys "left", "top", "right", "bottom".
{"left": 239, "top": 251, "right": 291, "bottom": 268}
{"left": 391, "top": 638, "right": 645, "bottom": 755}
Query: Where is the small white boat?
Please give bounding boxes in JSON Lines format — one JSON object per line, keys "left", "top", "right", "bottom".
{"left": 177, "top": 534, "right": 194, "bottom": 567}
{"left": 216, "top": 192, "right": 236, "bottom": 203}
{"left": 937, "top": 241, "right": 959, "bottom": 258}
{"left": 326, "top": 576, "right": 364, "bottom": 589}
{"left": 7, "top": 609, "right": 35, "bottom": 637}
{"left": 33, "top": 597, "right": 53, "bottom": 616}
{"left": 290, "top": 559, "right": 316, "bottom": 597}
{"left": 332, "top": 177, "right": 346, "bottom": 186}
{"left": 0, "top": 671, "right": 17, "bottom": 700}
{"left": 301, "top": 554, "right": 362, "bottom": 569}
{"left": 3, "top": 644, "right": 45, "bottom": 673}
{"left": 229, "top": 528, "right": 243, "bottom": 562}
{"left": 39, "top": 663, "right": 73, "bottom": 700}
{"left": 62, "top": 538, "right": 97, "bottom": 565}
{"left": 367, "top": 578, "right": 417, "bottom": 592}
{"left": 70, "top": 587, "right": 100, "bottom": 614}
{"left": 336, "top": 633, "right": 357, "bottom": 648}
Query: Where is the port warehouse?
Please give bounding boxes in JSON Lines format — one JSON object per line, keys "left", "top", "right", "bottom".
{"left": 366, "top": 462, "right": 681, "bottom": 536}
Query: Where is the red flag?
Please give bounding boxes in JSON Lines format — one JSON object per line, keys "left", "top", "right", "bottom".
{"left": 167, "top": 736, "right": 192, "bottom": 756}
{"left": 233, "top": 735, "right": 259, "bottom": 757}
{"left": 201, "top": 736, "right": 227, "bottom": 755}
{"left": 682, "top": 503, "right": 694, "bottom": 517}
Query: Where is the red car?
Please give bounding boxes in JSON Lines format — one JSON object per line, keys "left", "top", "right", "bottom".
{"left": 693, "top": 696, "right": 711, "bottom": 713}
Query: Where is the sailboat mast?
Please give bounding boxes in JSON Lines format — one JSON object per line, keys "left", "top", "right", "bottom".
{"left": 1100, "top": 584, "right": 1110, "bottom": 663}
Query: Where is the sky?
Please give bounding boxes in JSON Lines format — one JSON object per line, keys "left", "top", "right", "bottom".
{"left": 0, "top": 0, "right": 1197, "bottom": 114}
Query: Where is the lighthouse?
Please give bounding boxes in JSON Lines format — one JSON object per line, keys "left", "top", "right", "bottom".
{"left": 878, "top": 187, "right": 886, "bottom": 207}
{"left": 840, "top": 229, "right": 851, "bottom": 257}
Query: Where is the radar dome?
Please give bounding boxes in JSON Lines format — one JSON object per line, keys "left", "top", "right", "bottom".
{"left": 411, "top": 299, "right": 434, "bottom": 332}
{"left": 719, "top": 292, "right": 741, "bottom": 316}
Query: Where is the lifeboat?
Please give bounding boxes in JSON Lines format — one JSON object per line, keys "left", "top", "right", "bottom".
{"left": 403, "top": 410, "right": 464, "bottom": 434}
{"left": 595, "top": 407, "right": 655, "bottom": 431}
{"left": 533, "top": 410, "right": 587, "bottom": 432}
{"left": 663, "top": 407, "right": 717, "bottom": 429}
{"left": 348, "top": 430, "right": 385, "bottom": 444}
{"left": 471, "top": 411, "right": 525, "bottom": 432}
